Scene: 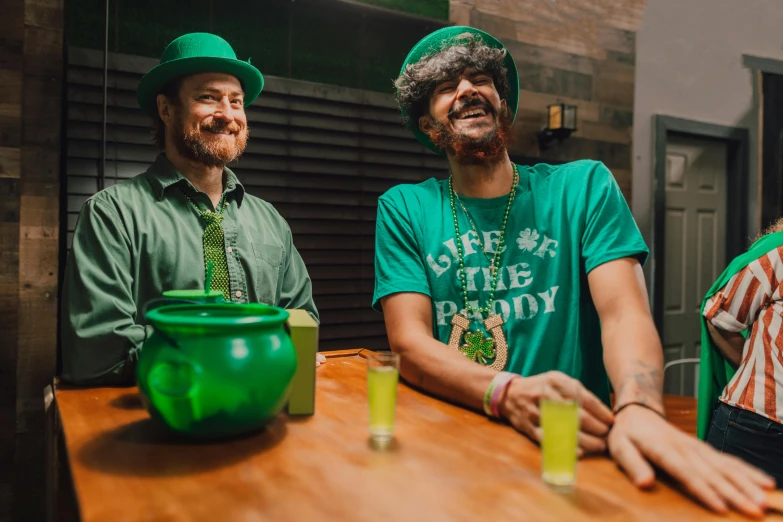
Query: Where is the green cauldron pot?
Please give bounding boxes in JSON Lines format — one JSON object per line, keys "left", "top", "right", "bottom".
{"left": 137, "top": 303, "right": 297, "bottom": 439}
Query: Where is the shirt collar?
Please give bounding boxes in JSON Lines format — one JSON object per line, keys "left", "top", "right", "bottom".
{"left": 145, "top": 154, "right": 246, "bottom": 207}
{"left": 223, "top": 167, "right": 245, "bottom": 207}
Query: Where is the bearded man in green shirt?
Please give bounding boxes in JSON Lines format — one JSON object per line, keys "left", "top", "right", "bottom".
{"left": 61, "top": 33, "right": 320, "bottom": 386}
{"left": 374, "top": 26, "right": 774, "bottom": 516}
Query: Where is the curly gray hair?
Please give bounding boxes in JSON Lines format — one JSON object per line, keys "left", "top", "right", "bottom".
{"left": 395, "top": 33, "right": 510, "bottom": 127}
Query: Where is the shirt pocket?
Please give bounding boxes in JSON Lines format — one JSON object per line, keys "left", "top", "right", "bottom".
{"left": 252, "top": 242, "right": 283, "bottom": 305}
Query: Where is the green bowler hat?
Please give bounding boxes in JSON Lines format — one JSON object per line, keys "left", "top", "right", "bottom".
{"left": 137, "top": 32, "right": 264, "bottom": 117}
{"left": 398, "top": 26, "right": 519, "bottom": 155}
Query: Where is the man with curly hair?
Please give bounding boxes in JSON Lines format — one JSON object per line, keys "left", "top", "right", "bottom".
{"left": 373, "top": 26, "right": 773, "bottom": 515}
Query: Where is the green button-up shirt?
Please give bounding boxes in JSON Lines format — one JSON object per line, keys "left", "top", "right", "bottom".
{"left": 61, "top": 154, "right": 318, "bottom": 385}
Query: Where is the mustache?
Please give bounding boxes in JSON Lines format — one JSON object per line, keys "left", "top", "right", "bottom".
{"left": 447, "top": 98, "right": 495, "bottom": 120}
{"left": 200, "top": 120, "right": 243, "bottom": 134}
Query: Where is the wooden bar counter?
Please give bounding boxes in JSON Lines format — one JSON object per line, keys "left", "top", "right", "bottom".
{"left": 51, "top": 350, "right": 783, "bottom": 521}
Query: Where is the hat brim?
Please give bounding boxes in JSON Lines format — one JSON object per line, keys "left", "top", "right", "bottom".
{"left": 137, "top": 56, "right": 264, "bottom": 116}
{"left": 399, "top": 26, "right": 519, "bottom": 156}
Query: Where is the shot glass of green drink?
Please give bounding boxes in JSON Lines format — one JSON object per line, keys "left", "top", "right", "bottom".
{"left": 540, "top": 380, "right": 580, "bottom": 489}
{"left": 366, "top": 351, "right": 400, "bottom": 444}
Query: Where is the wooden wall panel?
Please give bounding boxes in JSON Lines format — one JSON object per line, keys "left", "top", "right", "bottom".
{"left": 0, "top": 0, "right": 63, "bottom": 520}
{"left": 453, "top": 0, "right": 644, "bottom": 203}
{"left": 14, "top": 0, "right": 63, "bottom": 517}
{"left": 0, "top": 0, "right": 24, "bottom": 517}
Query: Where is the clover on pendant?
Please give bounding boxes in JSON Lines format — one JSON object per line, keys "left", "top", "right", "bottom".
{"left": 459, "top": 330, "right": 496, "bottom": 365}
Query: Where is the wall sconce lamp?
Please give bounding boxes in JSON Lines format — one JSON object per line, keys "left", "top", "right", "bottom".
{"left": 538, "top": 103, "right": 578, "bottom": 150}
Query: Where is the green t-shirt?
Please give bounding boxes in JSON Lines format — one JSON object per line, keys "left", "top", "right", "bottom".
{"left": 372, "top": 160, "right": 649, "bottom": 405}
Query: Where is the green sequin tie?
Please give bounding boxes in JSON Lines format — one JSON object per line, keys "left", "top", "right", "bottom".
{"left": 179, "top": 189, "right": 231, "bottom": 300}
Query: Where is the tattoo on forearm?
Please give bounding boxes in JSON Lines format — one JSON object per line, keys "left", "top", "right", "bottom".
{"left": 618, "top": 359, "right": 663, "bottom": 407}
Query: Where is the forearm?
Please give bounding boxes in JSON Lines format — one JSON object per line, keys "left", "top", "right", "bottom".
{"left": 63, "top": 198, "right": 142, "bottom": 386}
{"left": 67, "top": 356, "right": 138, "bottom": 386}
{"left": 60, "top": 337, "right": 142, "bottom": 386}
{"left": 706, "top": 322, "right": 743, "bottom": 368}
{"left": 602, "top": 311, "right": 664, "bottom": 413}
{"left": 389, "top": 330, "right": 497, "bottom": 411}
{"left": 61, "top": 297, "right": 146, "bottom": 386}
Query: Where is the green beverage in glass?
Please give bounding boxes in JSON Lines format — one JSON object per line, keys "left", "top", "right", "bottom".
{"left": 366, "top": 351, "right": 400, "bottom": 443}
{"left": 540, "top": 382, "right": 580, "bottom": 489}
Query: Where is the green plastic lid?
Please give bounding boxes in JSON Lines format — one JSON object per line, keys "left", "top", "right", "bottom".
{"left": 146, "top": 303, "right": 290, "bottom": 329}
{"left": 163, "top": 289, "right": 224, "bottom": 300}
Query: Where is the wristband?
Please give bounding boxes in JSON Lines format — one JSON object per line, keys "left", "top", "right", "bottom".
{"left": 483, "top": 371, "right": 519, "bottom": 418}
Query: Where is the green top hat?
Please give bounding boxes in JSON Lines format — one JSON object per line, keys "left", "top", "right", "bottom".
{"left": 137, "top": 32, "right": 264, "bottom": 117}
{"left": 398, "top": 26, "right": 519, "bottom": 155}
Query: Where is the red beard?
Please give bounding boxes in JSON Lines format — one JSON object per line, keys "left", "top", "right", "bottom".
{"left": 171, "top": 113, "right": 249, "bottom": 168}
{"left": 426, "top": 104, "right": 514, "bottom": 165}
